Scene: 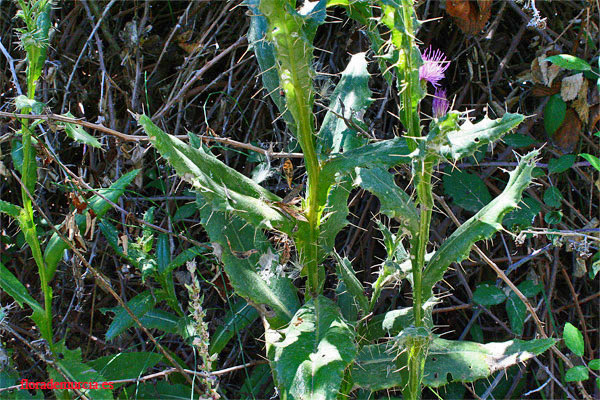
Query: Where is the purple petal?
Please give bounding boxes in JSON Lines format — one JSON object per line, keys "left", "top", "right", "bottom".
{"left": 432, "top": 88, "right": 449, "bottom": 118}
{"left": 419, "top": 46, "right": 449, "bottom": 88}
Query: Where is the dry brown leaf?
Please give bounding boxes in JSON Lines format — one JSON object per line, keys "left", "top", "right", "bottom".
{"left": 552, "top": 108, "right": 581, "bottom": 154}
{"left": 589, "top": 104, "right": 600, "bottom": 130}
{"left": 572, "top": 78, "right": 589, "bottom": 124}
{"left": 532, "top": 81, "right": 561, "bottom": 97}
{"left": 560, "top": 73, "right": 583, "bottom": 102}
{"left": 445, "top": 0, "right": 492, "bottom": 35}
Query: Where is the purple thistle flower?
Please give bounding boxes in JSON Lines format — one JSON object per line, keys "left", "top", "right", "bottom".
{"left": 432, "top": 88, "right": 449, "bottom": 118}
{"left": 419, "top": 46, "right": 449, "bottom": 88}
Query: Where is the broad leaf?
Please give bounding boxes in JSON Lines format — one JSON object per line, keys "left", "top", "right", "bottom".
{"left": 0, "top": 262, "right": 46, "bottom": 332}
{"left": 316, "top": 52, "right": 372, "bottom": 157}
{"left": 423, "top": 337, "right": 556, "bottom": 387}
{"left": 87, "top": 352, "right": 164, "bottom": 388}
{"left": 351, "top": 338, "right": 555, "bottom": 391}
{"left": 139, "top": 309, "right": 182, "bottom": 335}
{"left": 505, "top": 293, "right": 526, "bottom": 335}
{"left": 50, "top": 341, "right": 112, "bottom": 400}
{"left": 565, "top": 366, "right": 589, "bottom": 382}
{"left": 198, "top": 197, "right": 300, "bottom": 329}
{"left": 124, "top": 381, "right": 196, "bottom": 399}
{"left": 422, "top": 150, "right": 539, "bottom": 301}
{"left": 443, "top": 168, "right": 492, "bottom": 213}
{"left": 432, "top": 112, "right": 524, "bottom": 162}
{"left": 472, "top": 284, "right": 506, "bottom": 306}
{"left": 355, "top": 167, "right": 419, "bottom": 236}
{"left": 102, "top": 291, "right": 157, "bottom": 341}
{"left": 334, "top": 254, "right": 369, "bottom": 315}
{"left": 563, "top": 322, "right": 584, "bottom": 357}
{"left": 544, "top": 94, "right": 566, "bottom": 137}
{"left": 545, "top": 54, "right": 591, "bottom": 71}
{"left": 210, "top": 299, "right": 260, "bottom": 355}
{"left": 267, "top": 296, "right": 356, "bottom": 400}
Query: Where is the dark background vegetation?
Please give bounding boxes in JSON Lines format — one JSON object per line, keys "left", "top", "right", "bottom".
{"left": 0, "top": 0, "right": 598, "bottom": 398}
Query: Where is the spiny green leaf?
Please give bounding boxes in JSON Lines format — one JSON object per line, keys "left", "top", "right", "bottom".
{"left": 355, "top": 166, "right": 419, "bottom": 235}
{"left": 317, "top": 52, "right": 372, "bottom": 157}
{"left": 363, "top": 307, "right": 414, "bottom": 341}
{"left": 246, "top": 0, "right": 295, "bottom": 131}
{"left": 433, "top": 112, "right": 524, "bottom": 162}
{"left": 0, "top": 200, "right": 21, "bottom": 218}
{"left": 60, "top": 112, "right": 102, "bottom": 148}
{"left": 267, "top": 295, "right": 356, "bottom": 400}
{"left": 423, "top": 150, "right": 539, "bottom": 301}
{"left": 352, "top": 337, "right": 555, "bottom": 391}
{"left": 198, "top": 197, "right": 300, "bottom": 328}
{"left": 423, "top": 337, "right": 556, "bottom": 387}
{"left": 139, "top": 115, "right": 293, "bottom": 233}
{"left": 334, "top": 254, "right": 369, "bottom": 315}
{"left": 351, "top": 343, "right": 404, "bottom": 391}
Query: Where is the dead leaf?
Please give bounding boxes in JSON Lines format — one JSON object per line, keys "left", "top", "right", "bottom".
{"left": 572, "top": 78, "right": 589, "bottom": 123}
{"left": 552, "top": 108, "right": 581, "bottom": 153}
{"left": 446, "top": 0, "right": 493, "bottom": 35}
{"left": 225, "top": 236, "right": 258, "bottom": 259}
{"left": 532, "top": 81, "right": 561, "bottom": 97}
{"left": 589, "top": 105, "right": 600, "bottom": 130}
{"left": 282, "top": 158, "right": 294, "bottom": 189}
{"left": 532, "top": 55, "right": 561, "bottom": 87}
{"left": 560, "top": 73, "right": 583, "bottom": 102}
{"left": 273, "top": 201, "right": 308, "bottom": 222}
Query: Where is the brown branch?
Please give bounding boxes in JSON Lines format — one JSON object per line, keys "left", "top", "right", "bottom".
{"left": 0, "top": 111, "right": 304, "bottom": 158}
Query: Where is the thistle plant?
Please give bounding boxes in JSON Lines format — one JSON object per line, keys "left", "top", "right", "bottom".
{"left": 139, "top": 0, "right": 556, "bottom": 398}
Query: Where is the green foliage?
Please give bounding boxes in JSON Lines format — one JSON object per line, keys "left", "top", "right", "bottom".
{"left": 545, "top": 54, "right": 592, "bottom": 71}
{"left": 443, "top": 169, "right": 492, "bottom": 213}
{"left": 266, "top": 296, "right": 357, "bottom": 400}
{"left": 563, "top": 322, "right": 585, "bottom": 357}
{"left": 472, "top": 283, "right": 506, "bottom": 306}
{"left": 423, "top": 151, "right": 539, "bottom": 301}
{"left": 544, "top": 94, "right": 566, "bottom": 137}
{"left": 548, "top": 154, "right": 576, "bottom": 174}
{"left": 129, "top": 1, "right": 553, "bottom": 398}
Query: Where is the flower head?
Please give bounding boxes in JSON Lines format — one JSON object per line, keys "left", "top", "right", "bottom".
{"left": 419, "top": 46, "right": 449, "bottom": 88}
{"left": 432, "top": 88, "right": 449, "bottom": 118}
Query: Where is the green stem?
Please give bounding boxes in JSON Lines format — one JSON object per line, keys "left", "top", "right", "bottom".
{"left": 399, "top": 2, "right": 421, "bottom": 153}
{"left": 20, "top": 120, "right": 53, "bottom": 342}
{"left": 269, "top": 4, "right": 322, "bottom": 296}
{"left": 412, "top": 159, "right": 433, "bottom": 326}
